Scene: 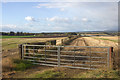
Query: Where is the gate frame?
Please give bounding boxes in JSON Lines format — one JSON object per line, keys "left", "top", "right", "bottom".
{"left": 19, "top": 44, "right": 113, "bottom": 69}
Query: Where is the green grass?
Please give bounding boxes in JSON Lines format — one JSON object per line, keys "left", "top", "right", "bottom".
{"left": 74, "top": 69, "right": 120, "bottom": 78}
{"left": 27, "top": 69, "right": 65, "bottom": 78}
{"left": 94, "top": 38, "right": 118, "bottom": 42}
{"left": 1, "top": 35, "right": 35, "bottom": 39}
{"left": 13, "top": 59, "right": 35, "bottom": 71}
{"left": 2, "top": 36, "right": 67, "bottom": 50}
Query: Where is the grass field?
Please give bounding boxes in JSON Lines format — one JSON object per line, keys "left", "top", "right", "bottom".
{"left": 93, "top": 36, "right": 118, "bottom": 43}
{"left": 1, "top": 35, "right": 36, "bottom": 39}
{"left": 2, "top": 37, "right": 67, "bottom": 50}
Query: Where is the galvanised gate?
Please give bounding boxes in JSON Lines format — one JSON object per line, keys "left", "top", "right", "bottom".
{"left": 19, "top": 44, "right": 113, "bottom": 70}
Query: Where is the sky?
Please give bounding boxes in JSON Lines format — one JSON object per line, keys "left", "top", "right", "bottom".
{"left": 1, "top": 2, "right": 118, "bottom": 32}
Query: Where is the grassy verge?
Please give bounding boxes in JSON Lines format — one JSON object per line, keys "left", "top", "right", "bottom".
{"left": 27, "top": 69, "right": 65, "bottom": 78}
{"left": 93, "top": 38, "right": 118, "bottom": 42}
{"left": 74, "top": 69, "right": 120, "bottom": 78}
{"left": 13, "top": 59, "right": 35, "bottom": 71}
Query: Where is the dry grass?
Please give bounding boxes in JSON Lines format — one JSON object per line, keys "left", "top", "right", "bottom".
{"left": 84, "top": 34, "right": 108, "bottom": 36}
{"left": 83, "top": 37, "right": 118, "bottom": 48}
{"left": 93, "top": 36, "right": 118, "bottom": 42}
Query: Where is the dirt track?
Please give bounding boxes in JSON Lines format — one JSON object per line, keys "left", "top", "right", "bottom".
{"left": 68, "top": 37, "right": 87, "bottom": 46}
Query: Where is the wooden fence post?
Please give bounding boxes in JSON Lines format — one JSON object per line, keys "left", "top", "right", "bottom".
{"left": 109, "top": 47, "right": 113, "bottom": 69}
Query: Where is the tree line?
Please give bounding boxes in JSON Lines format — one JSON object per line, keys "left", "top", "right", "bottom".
{"left": 1, "top": 31, "right": 37, "bottom": 36}
{"left": 0, "top": 31, "right": 78, "bottom": 36}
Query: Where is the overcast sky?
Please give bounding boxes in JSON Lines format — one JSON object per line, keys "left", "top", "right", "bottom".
{"left": 1, "top": 2, "right": 118, "bottom": 32}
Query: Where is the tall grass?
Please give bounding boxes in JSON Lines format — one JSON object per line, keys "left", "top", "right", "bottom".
{"left": 13, "top": 59, "right": 35, "bottom": 71}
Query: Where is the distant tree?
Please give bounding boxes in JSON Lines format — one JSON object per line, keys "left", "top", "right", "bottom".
{"left": 2, "top": 32, "right": 8, "bottom": 35}
{"left": 9, "top": 31, "right": 15, "bottom": 36}
{"left": 66, "top": 32, "right": 77, "bottom": 36}
{"left": 16, "top": 32, "right": 20, "bottom": 36}
{"left": 20, "top": 32, "right": 23, "bottom": 36}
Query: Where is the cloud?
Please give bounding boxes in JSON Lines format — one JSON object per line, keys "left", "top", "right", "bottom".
{"left": 47, "top": 16, "right": 72, "bottom": 24}
{"left": 73, "top": 17, "right": 78, "bottom": 21}
{"left": 1, "top": 24, "right": 16, "bottom": 28}
{"left": 48, "top": 16, "right": 58, "bottom": 21}
{"left": 81, "top": 18, "right": 88, "bottom": 22}
{"left": 35, "top": 3, "right": 75, "bottom": 8}
{"left": 60, "top": 8, "right": 65, "bottom": 11}
{"left": 1, "top": 24, "right": 17, "bottom": 32}
{"left": 48, "top": 24, "right": 50, "bottom": 26}
{"left": 25, "top": 16, "right": 35, "bottom": 21}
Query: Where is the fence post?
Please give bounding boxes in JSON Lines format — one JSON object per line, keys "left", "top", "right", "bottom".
{"left": 22, "top": 44, "right": 24, "bottom": 60}
{"left": 57, "top": 46, "right": 60, "bottom": 67}
{"left": 110, "top": 47, "right": 113, "bottom": 69}
{"left": 19, "top": 44, "right": 23, "bottom": 59}
{"left": 108, "top": 47, "right": 113, "bottom": 69}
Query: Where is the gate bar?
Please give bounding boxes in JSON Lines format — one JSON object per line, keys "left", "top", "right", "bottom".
{"left": 57, "top": 47, "right": 60, "bottom": 67}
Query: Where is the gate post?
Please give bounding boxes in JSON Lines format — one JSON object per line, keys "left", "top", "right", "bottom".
{"left": 19, "top": 44, "right": 23, "bottom": 59}
{"left": 108, "top": 47, "right": 113, "bottom": 69}
{"left": 57, "top": 46, "right": 60, "bottom": 67}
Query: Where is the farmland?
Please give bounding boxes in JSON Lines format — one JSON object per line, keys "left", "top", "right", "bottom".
{"left": 2, "top": 37, "right": 67, "bottom": 50}
{"left": 1, "top": 35, "right": 120, "bottom": 78}
{"left": 1, "top": 35, "right": 36, "bottom": 39}
{"left": 92, "top": 36, "right": 118, "bottom": 43}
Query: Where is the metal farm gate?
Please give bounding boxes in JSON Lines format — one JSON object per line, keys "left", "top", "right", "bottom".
{"left": 19, "top": 44, "right": 113, "bottom": 70}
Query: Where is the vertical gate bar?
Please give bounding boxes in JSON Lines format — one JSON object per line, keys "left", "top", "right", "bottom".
{"left": 90, "top": 47, "right": 91, "bottom": 69}
{"left": 24, "top": 44, "right": 26, "bottom": 57}
{"left": 33, "top": 46, "right": 36, "bottom": 63}
{"left": 57, "top": 46, "right": 60, "bottom": 67}
{"left": 45, "top": 45, "right": 46, "bottom": 63}
{"left": 107, "top": 47, "right": 110, "bottom": 68}
{"left": 74, "top": 47, "right": 75, "bottom": 66}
